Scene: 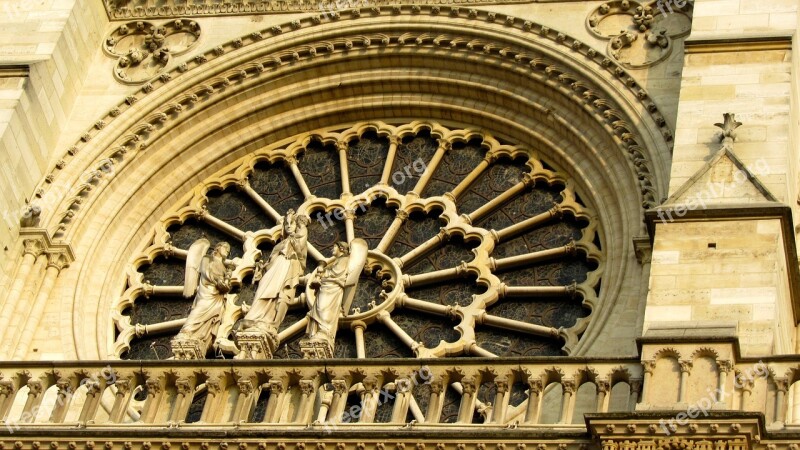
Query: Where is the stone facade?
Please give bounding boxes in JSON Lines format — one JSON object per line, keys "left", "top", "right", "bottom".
{"left": 1, "top": 0, "right": 800, "bottom": 449}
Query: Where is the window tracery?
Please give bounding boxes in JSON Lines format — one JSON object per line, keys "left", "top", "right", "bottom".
{"left": 114, "top": 121, "right": 602, "bottom": 360}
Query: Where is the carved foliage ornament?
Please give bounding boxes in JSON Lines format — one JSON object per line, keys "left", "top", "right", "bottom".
{"left": 104, "top": 19, "right": 201, "bottom": 84}
{"left": 586, "top": 0, "right": 692, "bottom": 68}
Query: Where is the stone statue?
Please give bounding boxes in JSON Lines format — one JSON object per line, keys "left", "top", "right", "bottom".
{"left": 172, "top": 239, "right": 232, "bottom": 359}
{"left": 235, "top": 210, "right": 310, "bottom": 359}
{"left": 244, "top": 210, "right": 309, "bottom": 332}
{"left": 20, "top": 204, "right": 41, "bottom": 228}
{"left": 301, "top": 239, "right": 368, "bottom": 358}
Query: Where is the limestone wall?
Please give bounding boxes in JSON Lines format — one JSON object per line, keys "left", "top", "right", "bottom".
{"left": 0, "top": 0, "right": 107, "bottom": 292}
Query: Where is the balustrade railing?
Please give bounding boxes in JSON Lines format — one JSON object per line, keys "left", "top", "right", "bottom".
{"left": 0, "top": 359, "right": 641, "bottom": 430}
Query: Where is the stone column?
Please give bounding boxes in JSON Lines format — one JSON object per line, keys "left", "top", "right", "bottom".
{"left": 140, "top": 377, "right": 165, "bottom": 423}
{"left": 492, "top": 378, "right": 509, "bottom": 424}
{"left": 559, "top": 379, "right": 575, "bottom": 424}
{"left": 0, "top": 239, "right": 43, "bottom": 338}
{"left": 358, "top": 377, "right": 380, "bottom": 423}
{"left": 596, "top": 380, "right": 610, "bottom": 413}
{"left": 295, "top": 379, "right": 317, "bottom": 424}
{"left": 49, "top": 377, "right": 75, "bottom": 423}
{"left": 629, "top": 379, "right": 642, "bottom": 411}
{"left": 264, "top": 380, "right": 286, "bottom": 423}
{"left": 641, "top": 361, "right": 655, "bottom": 406}
{"left": 20, "top": 379, "right": 44, "bottom": 423}
{"left": 524, "top": 378, "right": 542, "bottom": 424}
{"left": 78, "top": 380, "right": 105, "bottom": 423}
{"left": 1, "top": 251, "right": 48, "bottom": 357}
{"left": 717, "top": 360, "right": 733, "bottom": 404}
{"left": 678, "top": 361, "right": 692, "bottom": 403}
{"left": 327, "top": 379, "right": 349, "bottom": 423}
{"left": 775, "top": 378, "right": 790, "bottom": 425}
{"left": 380, "top": 136, "right": 401, "bottom": 185}
{"left": 337, "top": 141, "right": 351, "bottom": 196}
{"left": 390, "top": 379, "right": 412, "bottom": 423}
{"left": 232, "top": 379, "right": 255, "bottom": 423}
{"left": 425, "top": 381, "right": 445, "bottom": 423}
{"left": 12, "top": 251, "right": 70, "bottom": 359}
{"left": 109, "top": 378, "right": 134, "bottom": 423}
{"left": 456, "top": 378, "right": 478, "bottom": 423}
{"left": 0, "top": 379, "right": 17, "bottom": 421}
{"left": 200, "top": 379, "right": 223, "bottom": 423}
{"left": 170, "top": 378, "right": 197, "bottom": 423}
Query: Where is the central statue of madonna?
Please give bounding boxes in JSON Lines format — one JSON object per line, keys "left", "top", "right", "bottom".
{"left": 232, "top": 205, "right": 368, "bottom": 359}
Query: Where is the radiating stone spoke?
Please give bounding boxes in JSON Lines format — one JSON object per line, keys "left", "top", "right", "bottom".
{"left": 278, "top": 316, "right": 309, "bottom": 344}
{"left": 489, "top": 241, "right": 576, "bottom": 272}
{"left": 197, "top": 209, "right": 246, "bottom": 241}
{"left": 466, "top": 174, "right": 533, "bottom": 224}
{"left": 379, "top": 136, "right": 401, "bottom": 185}
{"left": 133, "top": 318, "right": 186, "bottom": 338}
{"left": 338, "top": 141, "right": 352, "bottom": 196}
{"left": 498, "top": 282, "right": 577, "bottom": 299}
{"left": 286, "top": 156, "right": 314, "bottom": 200}
{"left": 411, "top": 140, "right": 450, "bottom": 196}
{"left": 403, "top": 262, "right": 470, "bottom": 289}
{"left": 397, "top": 227, "right": 446, "bottom": 268}
{"left": 478, "top": 313, "right": 560, "bottom": 339}
{"left": 467, "top": 342, "right": 498, "bottom": 357}
{"left": 375, "top": 210, "right": 409, "bottom": 254}
{"left": 398, "top": 295, "right": 454, "bottom": 318}
{"left": 493, "top": 204, "right": 562, "bottom": 242}
{"left": 447, "top": 153, "right": 495, "bottom": 202}
{"left": 377, "top": 311, "right": 418, "bottom": 353}
{"left": 240, "top": 181, "right": 281, "bottom": 222}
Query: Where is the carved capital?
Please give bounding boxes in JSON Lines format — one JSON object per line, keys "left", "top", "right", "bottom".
{"left": 389, "top": 135, "right": 401, "bottom": 146}
{"left": 235, "top": 178, "right": 250, "bottom": 191}
{"left": 237, "top": 379, "right": 254, "bottom": 396}
{"left": 114, "top": 379, "right": 132, "bottom": 396}
{"left": 46, "top": 252, "right": 69, "bottom": 271}
{"left": 395, "top": 210, "right": 409, "bottom": 220}
{"left": 299, "top": 379, "right": 315, "bottom": 396}
{"left": 717, "top": 360, "right": 734, "bottom": 373}
{"left": 331, "top": 380, "right": 348, "bottom": 395}
{"left": 775, "top": 378, "right": 790, "bottom": 393}
{"left": 56, "top": 378, "right": 72, "bottom": 396}
{"left": 0, "top": 380, "right": 15, "bottom": 396}
{"left": 206, "top": 379, "right": 222, "bottom": 396}
{"left": 429, "top": 381, "right": 444, "bottom": 395}
{"left": 527, "top": 378, "right": 543, "bottom": 394}
{"left": 337, "top": 141, "right": 350, "bottom": 152}
{"left": 176, "top": 378, "right": 193, "bottom": 396}
{"left": 84, "top": 380, "right": 102, "bottom": 397}
{"left": 22, "top": 239, "right": 44, "bottom": 258}
{"left": 26, "top": 380, "right": 43, "bottom": 397}
{"left": 641, "top": 360, "right": 656, "bottom": 374}
{"left": 195, "top": 206, "right": 209, "bottom": 221}
{"left": 679, "top": 360, "right": 693, "bottom": 374}
{"left": 145, "top": 378, "right": 163, "bottom": 395}
{"left": 629, "top": 379, "right": 643, "bottom": 394}
{"left": 561, "top": 379, "right": 576, "bottom": 395}
{"left": 460, "top": 379, "right": 477, "bottom": 395}
{"left": 284, "top": 155, "right": 298, "bottom": 166}
{"left": 437, "top": 139, "right": 452, "bottom": 152}
{"left": 495, "top": 380, "right": 508, "bottom": 394}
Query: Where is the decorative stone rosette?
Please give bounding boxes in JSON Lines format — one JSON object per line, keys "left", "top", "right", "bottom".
{"left": 104, "top": 19, "right": 201, "bottom": 84}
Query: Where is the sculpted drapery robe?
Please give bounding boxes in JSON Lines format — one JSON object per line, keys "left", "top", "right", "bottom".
{"left": 177, "top": 252, "right": 230, "bottom": 348}
{"left": 306, "top": 254, "right": 349, "bottom": 341}
{"left": 244, "top": 215, "right": 308, "bottom": 332}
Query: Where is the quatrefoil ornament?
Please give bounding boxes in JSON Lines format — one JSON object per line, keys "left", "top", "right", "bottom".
{"left": 586, "top": 0, "right": 692, "bottom": 68}
{"left": 104, "top": 19, "right": 201, "bottom": 84}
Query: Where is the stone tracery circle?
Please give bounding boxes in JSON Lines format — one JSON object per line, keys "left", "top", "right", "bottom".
{"left": 113, "top": 121, "right": 603, "bottom": 359}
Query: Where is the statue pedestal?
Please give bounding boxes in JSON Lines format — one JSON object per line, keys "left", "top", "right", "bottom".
{"left": 171, "top": 338, "right": 205, "bottom": 360}
{"left": 234, "top": 330, "right": 278, "bottom": 359}
{"left": 299, "top": 338, "right": 333, "bottom": 359}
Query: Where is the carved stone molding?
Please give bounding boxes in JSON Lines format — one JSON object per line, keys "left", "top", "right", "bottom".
{"left": 35, "top": 6, "right": 672, "bottom": 238}
{"left": 586, "top": 0, "right": 692, "bottom": 68}
{"left": 104, "top": 19, "right": 201, "bottom": 84}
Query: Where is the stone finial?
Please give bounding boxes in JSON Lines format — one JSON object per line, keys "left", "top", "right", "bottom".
{"left": 20, "top": 204, "right": 41, "bottom": 228}
{"left": 714, "top": 113, "right": 743, "bottom": 150}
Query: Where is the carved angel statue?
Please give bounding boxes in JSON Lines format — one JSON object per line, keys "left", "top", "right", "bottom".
{"left": 172, "top": 239, "right": 232, "bottom": 358}
{"left": 304, "top": 239, "right": 368, "bottom": 354}
{"left": 240, "top": 209, "right": 310, "bottom": 334}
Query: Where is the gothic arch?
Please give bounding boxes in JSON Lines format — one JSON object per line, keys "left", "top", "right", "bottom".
{"left": 26, "top": 7, "right": 672, "bottom": 359}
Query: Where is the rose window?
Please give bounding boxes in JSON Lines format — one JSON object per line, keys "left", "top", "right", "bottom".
{"left": 113, "top": 121, "right": 602, "bottom": 360}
